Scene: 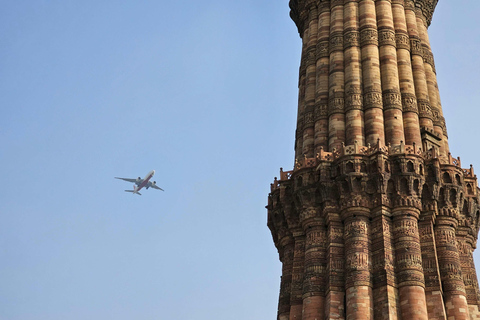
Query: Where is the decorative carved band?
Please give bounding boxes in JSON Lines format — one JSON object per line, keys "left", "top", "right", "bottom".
{"left": 394, "top": 218, "right": 419, "bottom": 237}
{"left": 402, "top": 93, "right": 418, "bottom": 113}
{"left": 378, "top": 28, "right": 396, "bottom": 47}
{"left": 306, "top": 46, "right": 316, "bottom": 64}
{"left": 396, "top": 33, "right": 410, "bottom": 51}
{"left": 329, "top": 225, "right": 344, "bottom": 242}
{"left": 397, "top": 253, "right": 423, "bottom": 270}
{"left": 346, "top": 252, "right": 369, "bottom": 271}
{"left": 363, "top": 89, "right": 383, "bottom": 110}
{"left": 328, "top": 93, "right": 345, "bottom": 115}
{"left": 431, "top": 109, "right": 441, "bottom": 127}
{"left": 296, "top": 120, "right": 304, "bottom": 137}
{"left": 436, "top": 228, "right": 457, "bottom": 245}
{"left": 345, "top": 86, "right": 363, "bottom": 112}
{"left": 423, "top": 48, "right": 436, "bottom": 73}
{"left": 383, "top": 89, "right": 403, "bottom": 111}
{"left": 344, "top": 220, "right": 368, "bottom": 237}
{"left": 317, "top": 40, "right": 329, "bottom": 59}
{"left": 314, "top": 102, "right": 328, "bottom": 120}
{"left": 360, "top": 28, "right": 378, "bottom": 47}
{"left": 344, "top": 30, "right": 360, "bottom": 49}
{"left": 397, "top": 270, "right": 425, "bottom": 287}
{"left": 304, "top": 111, "right": 315, "bottom": 128}
{"left": 417, "top": 99, "right": 433, "bottom": 119}
{"left": 432, "top": 113, "right": 446, "bottom": 131}
{"left": 305, "top": 228, "right": 326, "bottom": 246}
{"left": 410, "top": 38, "right": 423, "bottom": 56}
{"left": 329, "top": 32, "right": 344, "bottom": 53}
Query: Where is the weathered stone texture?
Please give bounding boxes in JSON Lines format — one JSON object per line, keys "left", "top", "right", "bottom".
{"left": 268, "top": 1, "right": 480, "bottom": 319}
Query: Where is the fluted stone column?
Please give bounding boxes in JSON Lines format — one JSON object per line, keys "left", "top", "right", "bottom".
{"left": 404, "top": 0, "right": 434, "bottom": 132}
{"left": 325, "top": 209, "right": 345, "bottom": 319}
{"left": 457, "top": 229, "right": 480, "bottom": 307}
{"left": 371, "top": 210, "right": 399, "bottom": 320}
{"left": 279, "top": 237, "right": 295, "bottom": 320}
{"left": 303, "top": 5, "right": 319, "bottom": 158}
{"left": 344, "top": 0, "right": 365, "bottom": 146}
{"left": 459, "top": 232, "right": 480, "bottom": 317}
{"left": 314, "top": 2, "right": 331, "bottom": 154}
{"left": 415, "top": 8, "right": 449, "bottom": 158}
{"left": 301, "top": 216, "right": 327, "bottom": 320}
{"left": 392, "top": 208, "right": 429, "bottom": 319}
{"left": 343, "top": 208, "right": 373, "bottom": 320}
{"left": 359, "top": 0, "right": 385, "bottom": 146}
{"left": 328, "top": 0, "right": 346, "bottom": 151}
{"left": 392, "top": 0, "right": 422, "bottom": 146}
{"left": 296, "top": 39, "right": 307, "bottom": 159}
{"left": 290, "top": 232, "right": 306, "bottom": 320}
{"left": 376, "top": 0, "right": 405, "bottom": 146}
{"left": 435, "top": 217, "right": 470, "bottom": 319}
{"left": 418, "top": 213, "right": 448, "bottom": 319}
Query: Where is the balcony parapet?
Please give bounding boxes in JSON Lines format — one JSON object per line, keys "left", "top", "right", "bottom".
{"left": 270, "top": 140, "right": 476, "bottom": 191}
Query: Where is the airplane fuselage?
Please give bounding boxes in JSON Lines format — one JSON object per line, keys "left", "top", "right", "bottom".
{"left": 135, "top": 170, "right": 155, "bottom": 193}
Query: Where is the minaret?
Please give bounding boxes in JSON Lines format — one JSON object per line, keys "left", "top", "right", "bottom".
{"left": 267, "top": 1, "right": 480, "bottom": 319}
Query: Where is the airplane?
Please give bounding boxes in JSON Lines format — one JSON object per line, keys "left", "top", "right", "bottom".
{"left": 115, "top": 170, "right": 164, "bottom": 195}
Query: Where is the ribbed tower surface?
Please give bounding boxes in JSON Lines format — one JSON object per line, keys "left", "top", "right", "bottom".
{"left": 266, "top": 1, "right": 480, "bottom": 319}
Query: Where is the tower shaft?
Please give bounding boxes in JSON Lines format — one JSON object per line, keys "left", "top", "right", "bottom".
{"left": 294, "top": 0, "right": 448, "bottom": 159}
{"left": 267, "top": 1, "right": 480, "bottom": 319}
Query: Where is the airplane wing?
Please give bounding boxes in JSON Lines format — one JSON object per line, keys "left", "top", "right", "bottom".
{"left": 148, "top": 181, "right": 164, "bottom": 191}
{"left": 115, "top": 177, "right": 141, "bottom": 184}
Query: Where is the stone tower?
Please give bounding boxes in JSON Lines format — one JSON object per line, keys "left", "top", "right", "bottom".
{"left": 266, "top": 1, "right": 480, "bottom": 319}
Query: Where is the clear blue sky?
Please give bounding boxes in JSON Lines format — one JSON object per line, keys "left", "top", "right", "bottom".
{"left": 1, "top": 1, "right": 480, "bottom": 319}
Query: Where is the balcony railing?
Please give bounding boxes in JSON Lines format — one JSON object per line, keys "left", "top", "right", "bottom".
{"left": 269, "top": 140, "right": 476, "bottom": 189}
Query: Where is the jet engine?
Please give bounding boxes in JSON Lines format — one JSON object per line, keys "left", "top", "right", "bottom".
{"left": 136, "top": 177, "right": 141, "bottom": 183}
{"left": 152, "top": 181, "right": 156, "bottom": 185}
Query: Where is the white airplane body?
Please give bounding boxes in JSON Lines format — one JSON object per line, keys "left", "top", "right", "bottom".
{"left": 115, "top": 170, "right": 164, "bottom": 195}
